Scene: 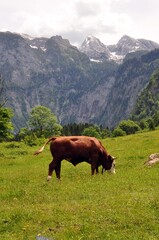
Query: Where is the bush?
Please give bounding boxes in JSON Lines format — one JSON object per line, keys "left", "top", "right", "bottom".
{"left": 82, "top": 126, "right": 101, "bottom": 138}
{"left": 118, "top": 120, "right": 141, "bottom": 135}
{"left": 113, "top": 127, "right": 126, "bottom": 137}
{"left": 23, "top": 134, "right": 45, "bottom": 146}
{"left": 147, "top": 118, "right": 155, "bottom": 130}
{"left": 139, "top": 119, "right": 148, "bottom": 130}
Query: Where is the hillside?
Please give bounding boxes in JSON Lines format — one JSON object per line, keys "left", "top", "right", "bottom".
{"left": 97, "top": 49, "right": 159, "bottom": 127}
{"left": 132, "top": 69, "right": 159, "bottom": 121}
{"left": 0, "top": 32, "right": 159, "bottom": 131}
{"left": 0, "top": 130, "right": 159, "bottom": 239}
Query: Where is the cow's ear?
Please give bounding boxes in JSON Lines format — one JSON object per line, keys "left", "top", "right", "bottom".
{"left": 108, "top": 155, "right": 116, "bottom": 161}
{"left": 108, "top": 155, "right": 112, "bottom": 161}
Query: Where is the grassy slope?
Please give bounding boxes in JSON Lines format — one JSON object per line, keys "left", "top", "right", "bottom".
{"left": 0, "top": 130, "right": 159, "bottom": 240}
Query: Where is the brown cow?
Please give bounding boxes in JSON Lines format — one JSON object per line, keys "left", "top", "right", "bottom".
{"left": 34, "top": 136, "right": 115, "bottom": 181}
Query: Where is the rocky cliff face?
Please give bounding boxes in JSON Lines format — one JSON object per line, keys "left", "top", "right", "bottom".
{"left": 0, "top": 31, "right": 159, "bottom": 132}
{"left": 79, "top": 35, "right": 110, "bottom": 62}
{"left": 80, "top": 35, "right": 159, "bottom": 63}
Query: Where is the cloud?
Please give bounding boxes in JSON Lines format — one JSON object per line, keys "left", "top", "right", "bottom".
{"left": 75, "top": 0, "right": 101, "bottom": 17}
{"left": 0, "top": 0, "right": 159, "bottom": 46}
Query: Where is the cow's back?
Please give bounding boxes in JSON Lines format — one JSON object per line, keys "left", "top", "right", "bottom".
{"left": 49, "top": 136, "right": 100, "bottom": 161}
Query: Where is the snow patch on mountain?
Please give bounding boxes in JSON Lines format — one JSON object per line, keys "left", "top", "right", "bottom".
{"left": 80, "top": 35, "right": 159, "bottom": 63}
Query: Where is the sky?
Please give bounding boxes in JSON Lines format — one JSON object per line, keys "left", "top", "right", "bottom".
{"left": 0, "top": 0, "right": 159, "bottom": 46}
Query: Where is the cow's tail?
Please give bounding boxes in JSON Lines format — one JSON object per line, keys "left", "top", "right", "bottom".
{"left": 33, "top": 136, "right": 57, "bottom": 155}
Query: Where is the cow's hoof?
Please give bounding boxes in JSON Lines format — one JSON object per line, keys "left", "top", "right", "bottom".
{"left": 47, "top": 176, "right": 52, "bottom": 181}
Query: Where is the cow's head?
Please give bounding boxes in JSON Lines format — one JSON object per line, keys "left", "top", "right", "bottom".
{"left": 103, "top": 155, "right": 116, "bottom": 174}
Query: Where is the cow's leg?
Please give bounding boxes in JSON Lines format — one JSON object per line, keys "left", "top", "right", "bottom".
{"left": 55, "top": 161, "right": 61, "bottom": 180}
{"left": 95, "top": 166, "right": 99, "bottom": 174}
{"left": 91, "top": 154, "right": 98, "bottom": 175}
{"left": 47, "top": 159, "right": 57, "bottom": 181}
{"left": 91, "top": 162, "right": 96, "bottom": 175}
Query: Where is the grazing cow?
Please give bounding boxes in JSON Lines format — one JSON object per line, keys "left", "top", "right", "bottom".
{"left": 34, "top": 136, "right": 115, "bottom": 181}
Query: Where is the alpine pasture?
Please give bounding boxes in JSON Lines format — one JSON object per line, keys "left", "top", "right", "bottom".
{"left": 0, "top": 130, "right": 159, "bottom": 239}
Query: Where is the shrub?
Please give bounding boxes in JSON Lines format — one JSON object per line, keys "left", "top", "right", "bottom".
{"left": 82, "top": 126, "right": 101, "bottom": 138}
{"left": 113, "top": 127, "right": 126, "bottom": 137}
{"left": 118, "top": 120, "right": 141, "bottom": 135}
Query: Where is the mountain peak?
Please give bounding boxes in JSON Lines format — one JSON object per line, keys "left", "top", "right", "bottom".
{"left": 80, "top": 34, "right": 159, "bottom": 63}
{"left": 80, "top": 35, "right": 105, "bottom": 48}
{"left": 119, "top": 35, "right": 134, "bottom": 41}
{"left": 85, "top": 35, "right": 97, "bottom": 42}
{"left": 79, "top": 35, "right": 110, "bottom": 62}
{"left": 116, "top": 35, "right": 159, "bottom": 56}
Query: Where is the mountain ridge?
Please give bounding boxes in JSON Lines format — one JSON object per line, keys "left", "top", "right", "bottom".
{"left": 79, "top": 34, "right": 159, "bottom": 63}
{"left": 0, "top": 31, "right": 159, "bottom": 132}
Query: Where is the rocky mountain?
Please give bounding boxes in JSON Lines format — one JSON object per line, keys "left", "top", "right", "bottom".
{"left": 80, "top": 35, "right": 159, "bottom": 63}
{"left": 79, "top": 35, "right": 111, "bottom": 62}
{"left": 99, "top": 49, "right": 159, "bottom": 127}
{"left": 0, "top": 31, "right": 159, "bottom": 132}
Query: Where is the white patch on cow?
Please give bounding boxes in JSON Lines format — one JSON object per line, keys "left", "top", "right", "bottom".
{"left": 47, "top": 175, "right": 52, "bottom": 181}
{"left": 109, "top": 162, "right": 116, "bottom": 174}
{"left": 111, "top": 166, "right": 116, "bottom": 174}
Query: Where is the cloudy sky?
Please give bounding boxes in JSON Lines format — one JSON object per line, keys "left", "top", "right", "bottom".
{"left": 0, "top": 0, "right": 159, "bottom": 46}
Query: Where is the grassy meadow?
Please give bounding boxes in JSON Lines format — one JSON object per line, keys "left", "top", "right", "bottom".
{"left": 0, "top": 130, "right": 159, "bottom": 240}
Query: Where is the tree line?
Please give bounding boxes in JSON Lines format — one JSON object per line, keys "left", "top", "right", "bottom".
{"left": 1, "top": 103, "right": 159, "bottom": 144}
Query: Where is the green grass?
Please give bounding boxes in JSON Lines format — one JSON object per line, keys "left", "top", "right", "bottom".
{"left": 0, "top": 130, "right": 159, "bottom": 239}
